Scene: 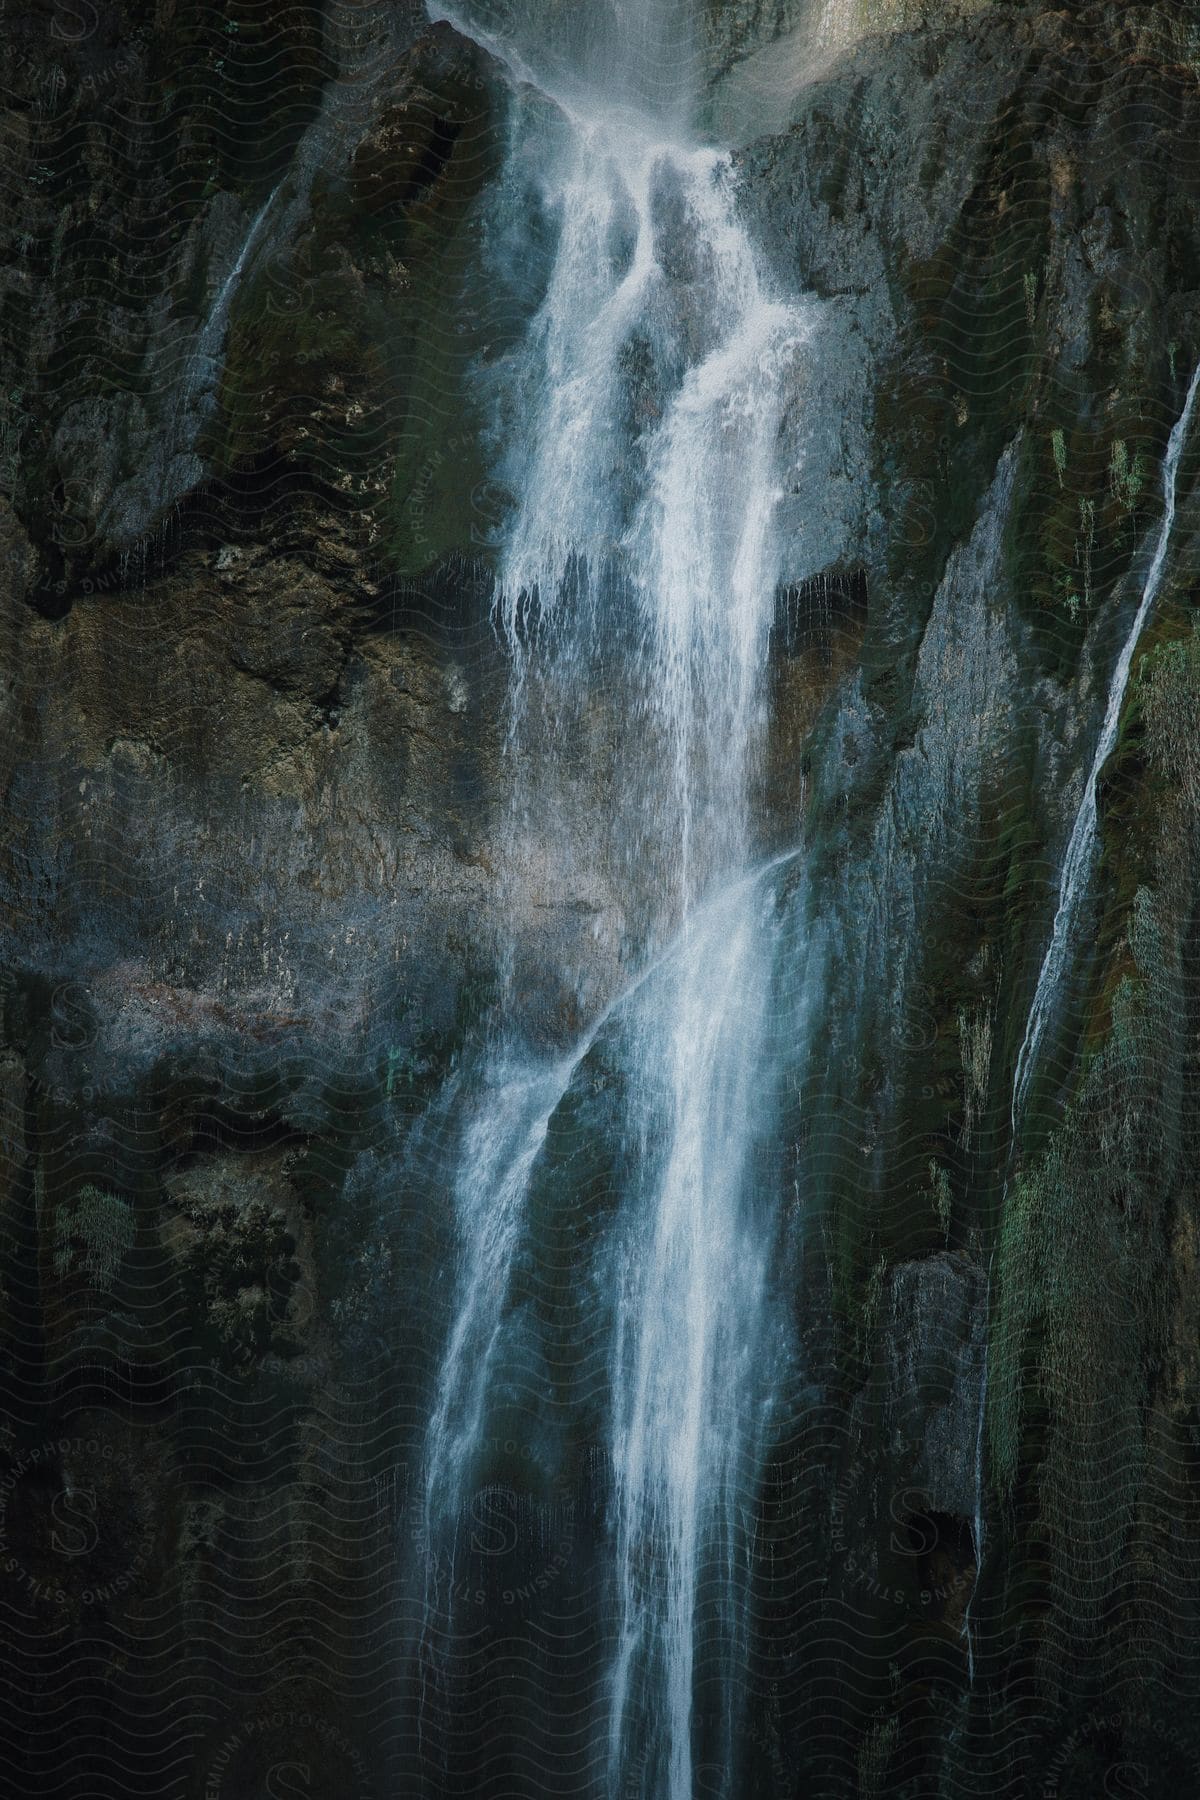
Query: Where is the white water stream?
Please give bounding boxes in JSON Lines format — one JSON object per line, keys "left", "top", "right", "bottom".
{"left": 417, "top": 5, "right": 816, "bottom": 1792}
{"left": 1012, "top": 361, "right": 1200, "bottom": 1125}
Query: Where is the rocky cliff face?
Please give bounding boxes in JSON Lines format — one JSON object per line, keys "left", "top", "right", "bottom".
{"left": 3, "top": 2, "right": 1200, "bottom": 1796}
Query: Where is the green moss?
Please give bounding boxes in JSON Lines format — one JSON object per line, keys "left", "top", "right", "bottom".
{"left": 1023, "top": 269, "right": 1040, "bottom": 332}
{"left": 53, "top": 1184, "right": 135, "bottom": 1287}
{"left": 1051, "top": 426, "right": 1066, "bottom": 485}
{"left": 857, "top": 1709, "right": 899, "bottom": 1798}
{"left": 1139, "top": 616, "right": 1200, "bottom": 810}
{"left": 1110, "top": 437, "right": 1150, "bottom": 511}
{"left": 855, "top": 1248, "right": 889, "bottom": 1364}
{"left": 923, "top": 1160, "right": 953, "bottom": 1246}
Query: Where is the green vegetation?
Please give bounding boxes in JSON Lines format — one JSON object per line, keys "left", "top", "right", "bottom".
{"left": 924, "top": 1159, "right": 953, "bottom": 1246}
{"left": 1024, "top": 269, "right": 1039, "bottom": 332}
{"left": 1110, "top": 437, "right": 1149, "bottom": 511}
{"left": 857, "top": 1710, "right": 900, "bottom": 1798}
{"left": 857, "top": 1248, "right": 890, "bottom": 1363}
{"left": 53, "top": 1184, "right": 135, "bottom": 1287}
{"left": 1051, "top": 426, "right": 1066, "bottom": 486}
{"left": 1139, "top": 617, "right": 1200, "bottom": 810}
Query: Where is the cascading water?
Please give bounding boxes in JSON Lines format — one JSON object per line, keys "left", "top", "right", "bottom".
{"left": 413, "top": 3, "right": 817, "bottom": 1794}
{"left": 605, "top": 881, "right": 784, "bottom": 1798}
{"left": 1011, "top": 360, "right": 1200, "bottom": 1126}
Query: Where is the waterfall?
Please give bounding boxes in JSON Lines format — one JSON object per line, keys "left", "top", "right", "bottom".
{"left": 181, "top": 186, "right": 283, "bottom": 412}
{"left": 414, "top": 4, "right": 817, "bottom": 1793}
{"left": 605, "top": 880, "right": 783, "bottom": 1798}
{"left": 494, "top": 125, "right": 812, "bottom": 912}
{"left": 1011, "top": 360, "right": 1200, "bottom": 1127}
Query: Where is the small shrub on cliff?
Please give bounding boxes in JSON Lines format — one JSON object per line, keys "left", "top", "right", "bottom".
{"left": 1139, "top": 619, "right": 1200, "bottom": 812}
{"left": 53, "top": 1185, "right": 134, "bottom": 1288}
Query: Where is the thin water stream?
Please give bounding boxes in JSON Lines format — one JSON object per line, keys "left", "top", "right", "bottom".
{"left": 1012, "top": 361, "right": 1200, "bottom": 1125}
